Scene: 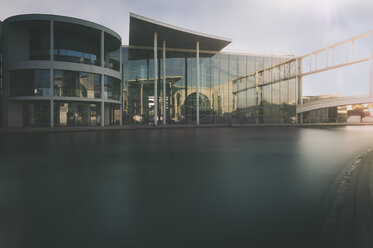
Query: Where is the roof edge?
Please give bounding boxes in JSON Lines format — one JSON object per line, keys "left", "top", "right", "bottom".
{"left": 4, "top": 14, "right": 121, "bottom": 42}
{"left": 130, "top": 12, "right": 232, "bottom": 43}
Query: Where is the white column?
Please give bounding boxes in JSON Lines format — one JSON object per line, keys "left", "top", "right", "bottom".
{"left": 154, "top": 32, "right": 158, "bottom": 126}
{"left": 370, "top": 32, "right": 373, "bottom": 97}
{"left": 120, "top": 42, "right": 123, "bottom": 126}
{"left": 100, "top": 31, "right": 105, "bottom": 127}
{"left": 50, "top": 20, "right": 54, "bottom": 127}
{"left": 196, "top": 41, "right": 200, "bottom": 125}
{"left": 296, "top": 58, "right": 303, "bottom": 123}
{"left": 163, "top": 40, "right": 166, "bottom": 125}
{"left": 50, "top": 69, "right": 54, "bottom": 128}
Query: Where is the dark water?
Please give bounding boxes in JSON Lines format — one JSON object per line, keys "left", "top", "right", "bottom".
{"left": 1, "top": 126, "right": 373, "bottom": 248}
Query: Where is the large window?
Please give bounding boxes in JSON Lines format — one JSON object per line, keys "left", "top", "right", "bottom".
{"left": 104, "top": 76, "right": 120, "bottom": 100}
{"left": 54, "top": 22, "right": 101, "bottom": 66}
{"left": 54, "top": 101, "right": 100, "bottom": 127}
{"left": 10, "top": 69, "right": 50, "bottom": 96}
{"left": 104, "top": 33, "right": 121, "bottom": 71}
{"left": 54, "top": 70, "right": 101, "bottom": 98}
{"left": 29, "top": 21, "right": 50, "bottom": 60}
{"left": 107, "top": 103, "right": 121, "bottom": 125}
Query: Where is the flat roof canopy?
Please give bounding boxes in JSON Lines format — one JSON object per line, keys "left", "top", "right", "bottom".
{"left": 129, "top": 13, "right": 232, "bottom": 51}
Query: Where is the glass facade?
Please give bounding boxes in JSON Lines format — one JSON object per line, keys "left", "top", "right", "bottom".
{"left": 104, "top": 75, "right": 120, "bottom": 101}
{"left": 54, "top": 70, "right": 101, "bottom": 98}
{"left": 54, "top": 101, "right": 101, "bottom": 127}
{"left": 104, "top": 33, "right": 121, "bottom": 71}
{"left": 10, "top": 69, "right": 50, "bottom": 96}
{"left": 29, "top": 21, "right": 50, "bottom": 60}
{"left": 122, "top": 46, "right": 296, "bottom": 126}
{"left": 54, "top": 21, "right": 101, "bottom": 65}
{"left": 107, "top": 103, "right": 121, "bottom": 125}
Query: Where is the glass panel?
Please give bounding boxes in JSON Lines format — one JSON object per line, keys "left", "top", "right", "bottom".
{"left": 200, "top": 55, "right": 212, "bottom": 124}
{"left": 108, "top": 103, "right": 121, "bottom": 125}
{"left": 104, "top": 33, "right": 121, "bottom": 71}
{"left": 10, "top": 69, "right": 50, "bottom": 96}
{"left": 122, "top": 47, "right": 156, "bottom": 125}
{"left": 165, "top": 51, "right": 185, "bottom": 124}
{"left": 219, "top": 54, "right": 229, "bottom": 124}
{"left": 54, "top": 101, "right": 100, "bottom": 127}
{"left": 54, "top": 22, "right": 101, "bottom": 66}
{"left": 271, "top": 82, "right": 280, "bottom": 123}
{"left": 211, "top": 53, "right": 220, "bottom": 124}
{"left": 8, "top": 20, "right": 50, "bottom": 61}
{"left": 263, "top": 85, "right": 271, "bottom": 123}
{"left": 54, "top": 70, "right": 100, "bottom": 98}
{"left": 247, "top": 88, "right": 256, "bottom": 123}
{"left": 29, "top": 21, "right": 50, "bottom": 60}
{"left": 104, "top": 76, "right": 121, "bottom": 100}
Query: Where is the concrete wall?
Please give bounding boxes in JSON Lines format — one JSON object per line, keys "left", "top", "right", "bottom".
{"left": 8, "top": 101, "right": 22, "bottom": 127}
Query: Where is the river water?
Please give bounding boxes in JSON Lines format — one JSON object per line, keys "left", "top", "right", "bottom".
{"left": 1, "top": 126, "right": 373, "bottom": 247}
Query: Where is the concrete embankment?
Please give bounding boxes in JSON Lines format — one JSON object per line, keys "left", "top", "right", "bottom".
{"left": 1, "top": 123, "right": 373, "bottom": 134}
{"left": 317, "top": 148, "right": 373, "bottom": 248}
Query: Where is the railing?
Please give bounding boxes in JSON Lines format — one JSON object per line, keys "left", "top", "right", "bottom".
{"left": 299, "top": 32, "right": 371, "bottom": 77}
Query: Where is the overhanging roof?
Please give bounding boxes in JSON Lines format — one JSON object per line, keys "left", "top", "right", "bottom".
{"left": 129, "top": 13, "right": 232, "bottom": 51}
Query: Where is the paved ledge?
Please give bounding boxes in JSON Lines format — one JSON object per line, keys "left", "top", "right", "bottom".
{"left": 1, "top": 122, "right": 373, "bottom": 134}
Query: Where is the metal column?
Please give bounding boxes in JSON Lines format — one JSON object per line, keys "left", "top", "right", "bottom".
{"left": 154, "top": 32, "right": 158, "bottom": 126}
{"left": 196, "top": 41, "right": 200, "bottom": 125}
{"left": 163, "top": 40, "right": 166, "bottom": 125}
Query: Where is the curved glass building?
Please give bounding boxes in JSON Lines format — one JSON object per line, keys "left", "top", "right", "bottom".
{"left": 0, "top": 14, "right": 122, "bottom": 128}
{"left": 0, "top": 13, "right": 301, "bottom": 128}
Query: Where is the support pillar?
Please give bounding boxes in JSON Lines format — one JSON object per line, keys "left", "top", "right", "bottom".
{"left": 154, "top": 32, "right": 158, "bottom": 126}
{"left": 100, "top": 31, "right": 105, "bottom": 127}
{"left": 196, "top": 41, "right": 200, "bottom": 125}
{"left": 120, "top": 38, "right": 123, "bottom": 126}
{"left": 296, "top": 58, "right": 303, "bottom": 124}
{"left": 163, "top": 40, "right": 166, "bottom": 125}
{"left": 370, "top": 32, "right": 373, "bottom": 97}
{"left": 50, "top": 20, "right": 54, "bottom": 128}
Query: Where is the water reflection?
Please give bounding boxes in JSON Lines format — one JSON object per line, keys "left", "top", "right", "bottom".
{"left": 1, "top": 126, "right": 373, "bottom": 247}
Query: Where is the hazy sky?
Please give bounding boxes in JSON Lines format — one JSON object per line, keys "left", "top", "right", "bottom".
{"left": 1, "top": 0, "right": 373, "bottom": 56}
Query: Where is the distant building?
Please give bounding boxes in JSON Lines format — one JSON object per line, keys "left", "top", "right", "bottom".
{"left": 2, "top": 13, "right": 366, "bottom": 128}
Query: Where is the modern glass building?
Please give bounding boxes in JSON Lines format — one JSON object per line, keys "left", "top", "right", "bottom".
{"left": 0, "top": 13, "right": 315, "bottom": 128}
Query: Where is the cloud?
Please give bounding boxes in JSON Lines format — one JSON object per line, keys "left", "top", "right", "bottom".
{"left": 1, "top": 0, "right": 373, "bottom": 56}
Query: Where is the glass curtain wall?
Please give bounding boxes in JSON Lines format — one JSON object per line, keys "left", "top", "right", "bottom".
{"left": 54, "top": 22, "right": 101, "bottom": 65}
{"left": 54, "top": 101, "right": 100, "bottom": 127}
{"left": 10, "top": 69, "right": 50, "bottom": 96}
{"left": 104, "top": 33, "right": 121, "bottom": 71}
{"left": 122, "top": 46, "right": 296, "bottom": 126}
{"left": 54, "top": 70, "right": 101, "bottom": 98}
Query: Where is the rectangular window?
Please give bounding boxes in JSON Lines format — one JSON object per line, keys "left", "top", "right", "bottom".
{"left": 10, "top": 69, "right": 50, "bottom": 96}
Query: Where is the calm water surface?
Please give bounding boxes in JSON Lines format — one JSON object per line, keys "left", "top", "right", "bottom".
{"left": 1, "top": 126, "right": 373, "bottom": 248}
